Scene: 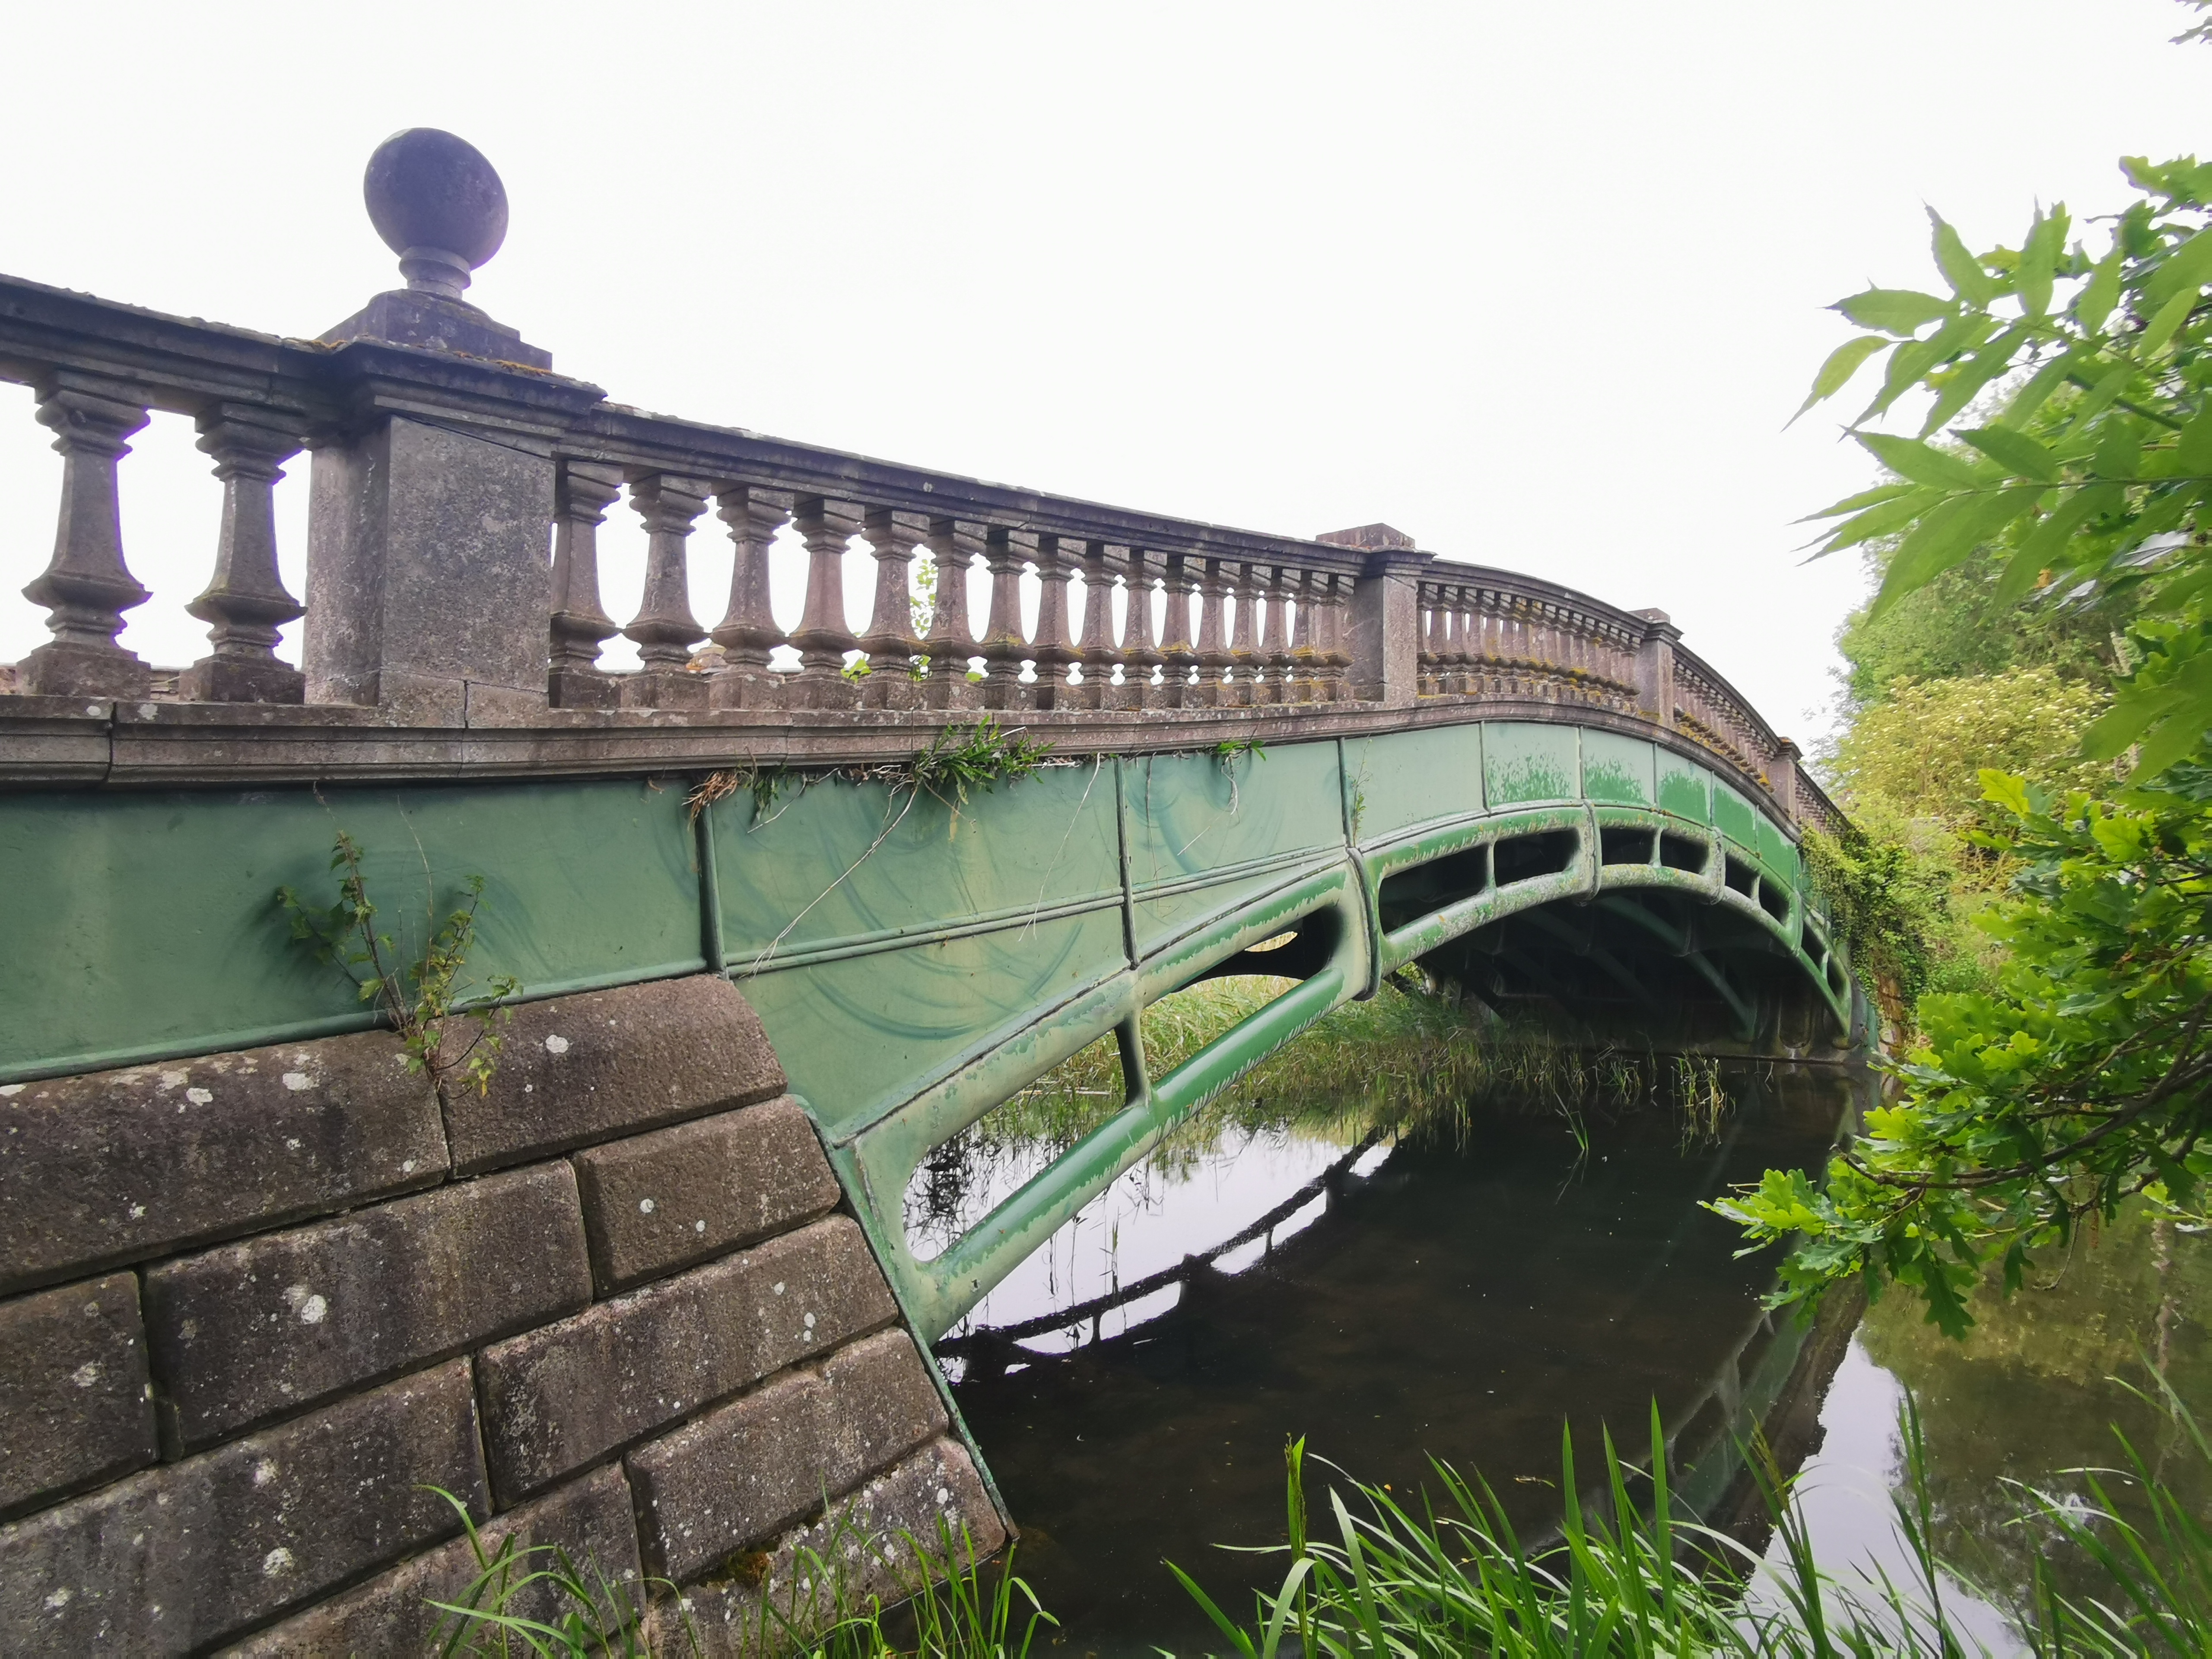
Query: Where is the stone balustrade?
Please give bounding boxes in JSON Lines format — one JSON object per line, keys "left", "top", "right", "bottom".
{"left": 0, "top": 129, "right": 1837, "bottom": 840}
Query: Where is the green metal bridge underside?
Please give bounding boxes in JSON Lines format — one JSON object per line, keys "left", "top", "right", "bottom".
{"left": 0, "top": 719, "right": 1852, "bottom": 1343}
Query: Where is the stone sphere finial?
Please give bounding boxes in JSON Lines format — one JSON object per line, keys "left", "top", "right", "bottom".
{"left": 363, "top": 129, "right": 510, "bottom": 303}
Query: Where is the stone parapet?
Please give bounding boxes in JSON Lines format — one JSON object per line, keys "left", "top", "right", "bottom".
{"left": 0, "top": 974, "right": 1004, "bottom": 1654}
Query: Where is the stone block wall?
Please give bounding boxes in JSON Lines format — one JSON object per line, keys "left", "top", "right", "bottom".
{"left": 0, "top": 975, "right": 1003, "bottom": 1654}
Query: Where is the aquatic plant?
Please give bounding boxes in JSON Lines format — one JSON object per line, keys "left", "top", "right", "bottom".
{"left": 1173, "top": 1379, "right": 2212, "bottom": 1658}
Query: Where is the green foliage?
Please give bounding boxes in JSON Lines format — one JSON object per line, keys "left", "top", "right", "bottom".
{"left": 1799, "top": 817, "right": 1960, "bottom": 1025}
{"left": 907, "top": 717, "right": 1055, "bottom": 812}
{"left": 276, "top": 831, "right": 518, "bottom": 1103}
{"left": 1831, "top": 667, "right": 2112, "bottom": 829}
{"left": 1794, "top": 153, "right": 2212, "bottom": 780}
{"left": 1177, "top": 1384, "right": 2212, "bottom": 1656}
{"left": 1719, "top": 766, "right": 2212, "bottom": 1335}
{"left": 1834, "top": 540, "right": 2122, "bottom": 706}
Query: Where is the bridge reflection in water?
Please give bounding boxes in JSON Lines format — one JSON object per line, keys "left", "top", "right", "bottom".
{"left": 939, "top": 1063, "right": 1867, "bottom": 1654}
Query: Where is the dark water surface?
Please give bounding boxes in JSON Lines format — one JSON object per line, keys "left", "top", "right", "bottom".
{"left": 939, "top": 1067, "right": 1864, "bottom": 1654}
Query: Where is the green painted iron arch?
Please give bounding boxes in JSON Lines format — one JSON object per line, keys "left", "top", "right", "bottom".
{"left": 714, "top": 719, "right": 1856, "bottom": 1343}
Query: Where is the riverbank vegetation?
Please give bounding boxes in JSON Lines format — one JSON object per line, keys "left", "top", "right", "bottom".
{"left": 431, "top": 1378, "right": 2212, "bottom": 1656}
{"left": 1721, "top": 144, "right": 2212, "bottom": 1336}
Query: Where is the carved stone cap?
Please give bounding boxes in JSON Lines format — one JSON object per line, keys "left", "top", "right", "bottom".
{"left": 320, "top": 129, "right": 552, "bottom": 372}
{"left": 1316, "top": 522, "right": 1416, "bottom": 550}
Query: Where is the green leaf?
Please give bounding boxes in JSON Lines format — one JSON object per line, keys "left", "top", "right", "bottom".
{"left": 1792, "top": 335, "right": 1890, "bottom": 423}
{"left": 2134, "top": 696, "right": 2212, "bottom": 778}
{"left": 1930, "top": 210, "right": 2000, "bottom": 306}
{"left": 1811, "top": 486, "right": 1943, "bottom": 557}
{"left": 1800, "top": 481, "right": 1916, "bottom": 521}
{"left": 1916, "top": 320, "right": 2031, "bottom": 438}
{"left": 1872, "top": 486, "right": 2045, "bottom": 617}
{"left": 2076, "top": 246, "right": 2125, "bottom": 333}
{"left": 1958, "top": 426, "right": 2061, "bottom": 483}
{"left": 2175, "top": 403, "right": 2212, "bottom": 478}
{"left": 2137, "top": 286, "right": 2198, "bottom": 357}
{"left": 1833, "top": 288, "right": 1955, "bottom": 336}
{"left": 1992, "top": 482, "right": 2121, "bottom": 604}
{"left": 1999, "top": 350, "right": 2082, "bottom": 429}
{"left": 2144, "top": 223, "right": 2212, "bottom": 312}
{"left": 2018, "top": 208, "right": 2063, "bottom": 318}
{"left": 1856, "top": 432, "right": 1990, "bottom": 491}
{"left": 2091, "top": 420, "right": 2145, "bottom": 480}
{"left": 2063, "top": 360, "right": 2138, "bottom": 432}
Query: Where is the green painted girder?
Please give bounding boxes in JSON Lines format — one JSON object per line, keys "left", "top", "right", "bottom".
{"left": 0, "top": 719, "right": 1849, "bottom": 1343}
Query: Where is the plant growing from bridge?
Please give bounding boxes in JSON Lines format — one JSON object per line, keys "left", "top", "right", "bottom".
{"left": 276, "top": 830, "right": 519, "bottom": 1104}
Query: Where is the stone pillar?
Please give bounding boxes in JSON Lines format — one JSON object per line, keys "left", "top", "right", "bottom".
{"left": 858, "top": 509, "right": 927, "bottom": 711}
{"left": 1195, "top": 559, "right": 1231, "bottom": 709}
{"left": 1026, "top": 534, "right": 1076, "bottom": 711}
{"left": 1770, "top": 737, "right": 1801, "bottom": 822}
{"left": 305, "top": 416, "right": 556, "bottom": 725}
{"left": 180, "top": 404, "right": 314, "bottom": 704}
{"left": 709, "top": 487, "right": 792, "bottom": 711}
{"left": 1073, "top": 540, "right": 1116, "bottom": 711}
{"left": 788, "top": 498, "right": 862, "bottom": 710}
{"left": 1224, "top": 563, "right": 1260, "bottom": 707}
{"left": 922, "top": 520, "right": 982, "bottom": 711}
{"left": 18, "top": 373, "right": 153, "bottom": 699}
{"left": 976, "top": 527, "right": 1027, "bottom": 711}
{"left": 1117, "top": 547, "right": 1161, "bottom": 710}
{"left": 546, "top": 461, "right": 624, "bottom": 710}
{"left": 1319, "top": 572, "right": 1353, "bottom": 702}
{"left": 621, "top": 474, "right": 714, "bottom": 711}
{"left": 1633, "top": 608, "right": 1679, "bottom": 728}
{"left": 1157, "top": 553, "right": 1198, "bottom": 708}
{"left": 1258, "top": 565, "right": 1290, "bottom": 705}
{"left": 1348, "top": 549, "right": 1429, "bottom": 707}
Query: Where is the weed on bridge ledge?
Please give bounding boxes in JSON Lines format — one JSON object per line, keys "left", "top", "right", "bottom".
{"left": 276, "top": 829, "right": 520, "bottom": 1104}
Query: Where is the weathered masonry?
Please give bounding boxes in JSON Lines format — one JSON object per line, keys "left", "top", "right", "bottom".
{"left": 0, "top": 130, "right": 1859, "bottom": 1652}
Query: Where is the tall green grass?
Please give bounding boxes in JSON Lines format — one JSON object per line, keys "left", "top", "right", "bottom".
{"left": 420, "top": 1497, "right": 1049, "bottom": 1659}
{"left": 424, "top": 1377, "right": 2212, "bottom": 1656}
{"left": 1172, "top": 1378, "right": 2212, "bottom": 1658}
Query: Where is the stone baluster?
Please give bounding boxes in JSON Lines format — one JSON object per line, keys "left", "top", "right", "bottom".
{"left": 622, "top": 473, "right": 715, "bottom": 709}
{"left": 1417, "top": 581, "right": 1441, "bottom": 696}
{"left": 1439, "top": 584, "right": 1465, "bottom": 696}
{"left": 1465, "top": 589, "right": 1487, "bottom": 693}
{"left": 1027, "top": 533, "right": 1077, "bottom": 710}
{"left": 1196, "top": 558, "right": 1232, "bottom": 707}
{"left": 1257, "top": 565, "right": 1291, "bottom": 705}
{"left": 1435, "top": 584, "right": 1459, "bottom": 695}
{"left": 18, "top": 373, "right": 154, "bottom": 698}
{"left": 1314, "top": 569, "right": 1341, "bottom": 702}
{"left": 1227, "top": 561, "right": 1260, "bottom": 706}
{"left": 1119, "top": 546, "right": 1161, "bottom": 709}
{"left": 1462, "top": 592, "right": 1488, "bottom": 696}
{"left": 976, "top": 526, "right": 1028, "bottom": 710}
{"left": 1073, "top": 539, "right": 1117, "bottom": 711}
{"left": 546, "top": 459, "right": 625, "bottom": 709}
{"left": 178, "top": 403, "right": 314, "bottom": 703}
{"left": 788, "top": 497, "right": 862, "bottom": 709}
{"left": 922, "top": 519, "right": 982, "bottom": 710}
{"left": 1286, "top": 570, "right": 1316, "bottom": 703}
{"left": 1319, "top": 572, "right": 1353, "bottom": 702}
{"left": 709, "top": 486, "right": 793, "bottom": 709}
{"left": 1158, "top": 552, "right": 1198, "bottom": 708}
{"left": 858, "top": 507, "right": 928, "bottom": 710}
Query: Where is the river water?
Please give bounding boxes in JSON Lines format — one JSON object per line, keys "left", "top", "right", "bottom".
{"left": 921, "top": 1053, "right": 2211, "bottom": 1656}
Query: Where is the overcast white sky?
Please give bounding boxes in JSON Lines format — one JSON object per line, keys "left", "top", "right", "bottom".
{"left": 2, "top": 0, "right": 2206, "bottom": 744}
